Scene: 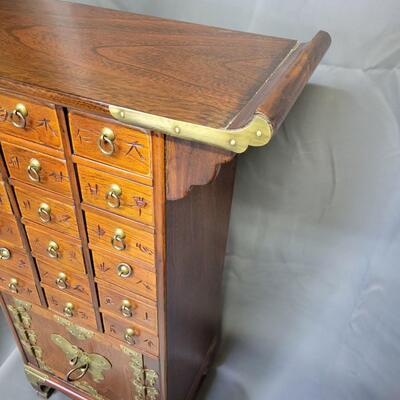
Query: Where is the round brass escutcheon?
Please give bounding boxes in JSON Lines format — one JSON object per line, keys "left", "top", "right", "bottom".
{"left": 66, "top": 363, "right": 89, "bottom": 382}
{"left": 112, "top": 228, "right": 126, "bottom": 251}
{"left": 120, "top": 299, "right": 133, "bottom": 318}
{"left": 0, "top": 247, "right": 11, "bottom": 260}
{"left": 38, "top": 203, "right": 52, "bottom": 223}
{"left": 11, "top": 103, "right": 28, "bottom": 129}
{"left": 56, "top": 272, "right": 68, "bottom": 290}
{"left": 47, "top": 241, "right": 60, "bottom": 259}
{"left": 97, "top": 127, "right": 116, "bottom": 156}
{"left": 8, "top": 278, "right": 18, "bottom": 293}
{"left": 63, "top": 302, "right": 74, "bottom": 317}
{"left": 117, "top": 262, "right": 133, "bottom": 278}
{"left": 124, "top": 328, "right": 138, "bottom": 345}
{"left": 27, "top": 158, "right": 41, "bottom": 182}
{"left": 106, "top": 184, "right": 122, "bottom": 209}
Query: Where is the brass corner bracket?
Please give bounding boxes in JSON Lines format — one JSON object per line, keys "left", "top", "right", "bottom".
{"left": 109, "top": 105, "right": 273, "bottom": 153}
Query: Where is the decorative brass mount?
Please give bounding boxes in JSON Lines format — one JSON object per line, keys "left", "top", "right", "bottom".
{"left": 109, "top": 105, "right": 273, "bottom": 153}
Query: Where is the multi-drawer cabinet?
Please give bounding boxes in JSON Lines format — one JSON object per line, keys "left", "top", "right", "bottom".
{"left": 0, "top": 1, "right": 330, "bottom": 399}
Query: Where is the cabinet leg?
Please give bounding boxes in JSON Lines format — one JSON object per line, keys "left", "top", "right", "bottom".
{"left": 24, "top": 365, "right": 54, "bottom": 399}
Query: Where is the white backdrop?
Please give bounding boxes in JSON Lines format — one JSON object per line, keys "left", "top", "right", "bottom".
{"left": 1, "top": 1, "right": 400, "bottom": 399}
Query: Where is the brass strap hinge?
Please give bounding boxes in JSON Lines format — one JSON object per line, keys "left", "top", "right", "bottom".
{"left": 109, "top": 105, "right": 273, "bottom": 153}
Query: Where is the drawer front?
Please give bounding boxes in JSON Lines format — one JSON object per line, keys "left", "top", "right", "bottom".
{"left": 78, "top": 165, "right": 153, "bottom": 226}
{"left": 37, "top": 260, "right": 91, "bottom": 302}
{"left": 44, "top": 286, "right": 96, "bottom": 330}
{"left": 93, "top": 250, "right": 156, "bottom": 300}
{"left": 2, "top": 142, "right": 71, "bottom": 196}
{"left": 0, "top": 245, "right": 33, "bottom": 279}
{"left": 98, "top": 284, "right": 157, "bottom": 334}
{"left": 0, "top": 93, "right": 62, "bottom": 150}
{"left": 103, "top": 313, "right": 159, "bottom": 357}
{"left": 0, "top": 268, "right": 40, "bottom": 304}
{"left": 0, "top": 181, "right": 12, "bottom": 214}
{"left": 70, "top": 112, "right": 152, "bottom": 177}
{"left": 25, "top": 224, "right": 85, "bottom": 273}
{"left": 86, "top": 211, "right": 155, "bottom": 266}
{"left": 15, "top": 186, "right": 79, "bottom": 238}
{"left": 0, "top": 214, "right": 23, "bottom": 248}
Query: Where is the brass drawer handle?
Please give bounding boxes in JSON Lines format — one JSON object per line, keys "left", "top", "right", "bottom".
{"left": 56, "top": 272, "right": 68, "bottom": 290}
{"left": 124, "top": 328, "right": 139, "bottom": 345}
{"left": 117, "top": 262, "right": 132, "bottom": 278}
{"left": 97, "top": 127, "right": 115, "bottom": 156}
{"left": 8, "top": 278, "right": 18, "bottom": 293}
{"left": 106, "top": 184, "right": 122, "bottom": 208}
{"left": 11, "top": 103, "right": 28, "bottom": 129}
{"left": 63, "top": 302, "right": 74, "bottom": 318}
{"left": 120, "top": 299, "right": 135, "bottom": 318}
{"left": 0, "top": 247, "right": 11, "bottom": 260}
{"left": 47, "top": 241, "right": 59, "bottom": 259}
{"left": 66, "top": 363, "right": 89, "bottom": 382}
{"left": 38, "top": 203, "right": 52, "bottom": 223}
{"left": 111, "top": 228, "right": 126, "bottom": 251}
{"left": 27, "top": 158, "right": 41, "bottom": 182}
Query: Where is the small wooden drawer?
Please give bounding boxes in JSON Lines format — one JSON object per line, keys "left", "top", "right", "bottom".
{"left": 85, "top": 210, "right": 155, "bottom": 266}
{"left": 0, "top": 214, "right": 23, "bottom": 248}
{"left": 98, "top": 283, "right": 157, "bottom": 333}
{"left": 37, "top": 260, "right": 91, "bottom": 302}
{"left": 25, "top": 223, "right": 85, "bottom": 273}
{"left": 0, "top": 244, "right": 33, "bottom": 279}
{"left": 0, "top": 181, "right": 12, "bottom": 214}
{"left": 93, "top": 249, "right": 156, "bottom": 300}
{"left": 44, "top": 286, "right": 97, "bottom": 330}
{"left": 103, "top": 313, "right": 159, "bottom": 357}
{"left": 2, "top": 142, "right": 71, "bottom": 196}
{"left": 14, "top": 185, "right": 79, "bottom": 238}
{"left": 78, "top": 164, "right": 154, "bottom": 226}
{"left": 0, "top": 268, "right": 40, "bottom": 304}
{"left": 0, "top": 92, "right": 62, "bottom": 150}
{"left": 69, "top": 112, "right": 152, "bottom": 177}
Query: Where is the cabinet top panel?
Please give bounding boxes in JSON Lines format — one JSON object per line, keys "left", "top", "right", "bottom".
{"left": 0, "top": 0, "right": 307, "bottom": 129}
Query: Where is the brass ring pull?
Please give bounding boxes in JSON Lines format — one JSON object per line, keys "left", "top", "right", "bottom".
{"left": 112, "top": 228, "right": 126, "bottom": 251}
{"left": 106, "top": 184, "right": 122, "bottom": 209}
{"left": 66, "top": 363, "right": 89, "bottom": 382}
{"left": 38, "top": 203, "right": 52, "bottom": 223}
{"left": 120, "top": 300, "right": 134, "bottom": 318}
{"left": 47, "top": 241, "right": 59, "bottom": 259}
{"left": 56, "top": 272, "right": 68, "bottom": 290}
{"left": 27, "top": 158, "right": 41, "bottom": 182}
{"left": 0, "top": 247, "right": 11, "bottom": 260}
{"left": 8, "top": 278, "right": 18, "bottom": 293}
{"left": 97, "top": 127, "right": 115, "bottom": 156}
{"left": 11, "top": 103, "right": 28, "bottom": 129}
{"left": 117, "top": 262, "right": 133, "bottom": 278}
{"left": 124, "top": 328, "right": 138, "bottom": 345}
{"left": 63, "top": 302, "right": 74, "bottom": 318}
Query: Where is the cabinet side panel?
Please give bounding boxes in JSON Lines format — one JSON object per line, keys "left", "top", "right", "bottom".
{"left": 166, "top": 159, "right": 236, "bottom": 400}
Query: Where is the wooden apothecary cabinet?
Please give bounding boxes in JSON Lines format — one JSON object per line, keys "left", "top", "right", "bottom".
{"left": 0, "top": 1, "right": 330, "bottom": 399}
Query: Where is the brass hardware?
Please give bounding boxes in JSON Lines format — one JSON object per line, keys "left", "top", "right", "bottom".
{"left": 67, "top": 363, "right": 89, "bottom": 382}
{"left": 124, "top": 327, "right": 138, "bottom": 345}
{"left": 109, "top": 105, "right": 274, "bottom": 154}
{"left": 27, "top": 158, "right": 41, "bottom": 182}
{"left": 121, "top": 299, "right": 134, "bottom": 318}
{"left": 97, "top": 127, "right": 116, "bottom": 156}
{"left": 38, "top": 203, "right": 52, "bottom": 223}
{"left": 56, "top": 272, "right": 68, "bottom": 290}
{"left": 63, "top": 302, "right": 74, "bottom": 317}
{"left": 47, "top": 240, "right": 59, "bottom": 259}
{"left": 112, "top": 228, "right": 126, "bottom": 250}
{"left": 24, "top": 365, "right": 53, "bottom": 397}
{"left": 106, "top": 184, "right": 122, "bottom": 208}
{"left": 117, "top": 262, "right": 132, "bottom": 278}
{"left": 0, "top": 247, "right": 11, "bottom": 260}
{"left": 53, "top": 315, "right": 95, "bottom": 340}
{"left": 8, "top": 278, "right": 18, "bottom": 293}
{"left": 11, "top": 103, "right": 28, "bottom": 129}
